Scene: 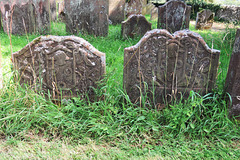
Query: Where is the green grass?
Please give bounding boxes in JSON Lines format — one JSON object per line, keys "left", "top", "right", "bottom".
{"left": 0, "top": 19, "right": 240, "bottom": 159}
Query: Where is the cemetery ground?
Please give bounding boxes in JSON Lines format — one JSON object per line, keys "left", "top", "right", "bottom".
{"left": 0, "top": 17, "right": 240, "bottom": 159}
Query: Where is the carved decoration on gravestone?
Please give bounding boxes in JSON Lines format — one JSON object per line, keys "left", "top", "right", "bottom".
{"left": 109, "top": 0, "right": 125, "bottom": 25}
{"left": 225, "top": 28, "right": 240, "bottom": 118}
{"left": 157, "top": 0, "right": 191, "bottom": 33}
{"left": 124, "top": 29, "right": 220, "bottom": 106}
{"left": 195, "top": 9, "right": 214, "bottom": 30}
{"left": 12, "top": 36, "right": 106, "bottom": 100}
{"left": 32, "top": 0, "right": 51, "bottom": 34}
{"left": 64, "top": 0, "right": 109, "bottom": 37}
{"left": 121, "top": 14, "right": 152, "bottom": 39}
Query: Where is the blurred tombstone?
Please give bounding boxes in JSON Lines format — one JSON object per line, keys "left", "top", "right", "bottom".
{"left": 157, "top": 0, "right": 191, "bottom": 33}
{"left": 64, "top": 0, "right": 109, "bottom": 37}
{"left": 58, "top": 0, "right": 64, "bottom": 22}
{"left": 121, "top": 14, "right": 152, "bottom": 39}
{"left": 12, "top": 36, "right": 106, "bottom": 101}
{"left": 225, "top": 28, "right": 240, "bottom": 119}
{"left": 109, "top": 0, "right": 125, "bottom": 25}
{"left": 150, "top": 7, "right": 158, "bottom": 20}
{"left": 195, "top": 9, "right": 214, "bottom": 30}
{"left": 123, "top": 29, "right": 220, "bottom": 106}
{"left": 125, "top": 0, "right": 143, "bottom": 17}
{"left": 49, "top": 0, "right": 57, "bottom": 22}
{"left": 0, "top": 1, "right": 36, "bottom": 35}
{"left": 142, "top": 3, "right": 155, "bottom": 15}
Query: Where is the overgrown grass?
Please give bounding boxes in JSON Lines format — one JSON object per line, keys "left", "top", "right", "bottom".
{"left": 0, "top": 19, "right": 239, "bottom": 159}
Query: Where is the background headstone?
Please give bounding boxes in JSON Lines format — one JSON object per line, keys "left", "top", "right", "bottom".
{"left": 50, "top": 0, "right": 57, "bottom": 22}
{"left": 109, "top": 0, "right": 125, "bottom": 25}
{"left": 150, "top": 7, "right": 158, "bottom": 20}
{"left": 121, "top": 14, "right": 152, "bottom": 39}
{"left": 157, "top": 0, "right": 191, "bottom": 33}
{"left": 125, "top": 0, "right": 144, "bottom": 17}
{"left": 124, "top": 29, "right": 220, "bottom": 105}
{"left": 12, "top": 36, "right": 106, "bottom": 101}
{"left": 225, "top": 28, "right": 240, "bottom": 118}
{"left": 64, "top": 0, "right": 109, "bottom": 37}
{"left": 195, "top": 9, "right": 214, "bottom": 30}
{"left": 142, "top": 2, "right": 155, "bottom": 15}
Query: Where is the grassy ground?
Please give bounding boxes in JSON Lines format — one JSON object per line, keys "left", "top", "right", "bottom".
{"left": 0, "top": 17, "right": 239, "bottom": 159}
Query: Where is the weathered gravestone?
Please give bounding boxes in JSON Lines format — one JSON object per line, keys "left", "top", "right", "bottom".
{"left": 0, "top": 1, "right": 36, "bottom": 35}
{"left": 121, "top": 14, "right": 151, "bottom": 38}
{"left": 32, "top": 0, "right": 51, "bottom": 34}
{"left": 125, "top": 0, "right": 143, "bottom": 17}
{"left": 49, "top": 0, "right": 57, "bottom": 22}
{"left": 150, "top": 7, "right": 158, "bottom": 21}
{"left": 142, "top": 3, "right": 155, "bottom": 15}
{"left": 12, "top": 36, "right": 106, "bottom": 100}
{"left": 64, "top": 0, "right": 109, "bottom": 37}
{"left": 225, "top": 28, "right": 240, "bottom": 118}
{"left": 195, "top": 9, "right": 214, "bottom": 30}
{"left": 0, "top": 0, "right": 50, "bottom": 35}
{"left": 124, "top": 29, "right": 220, "bottom": 105}
{"left": 109, "top": 0, "right": 125, "bottom": 25}
{"left": 157, "top": 0, "right": 191, "bottom": 33}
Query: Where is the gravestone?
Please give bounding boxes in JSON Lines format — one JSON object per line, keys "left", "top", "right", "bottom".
{"left": 0, "top": 1, "right": 36, "bottom": 35}
{"left": 225, "top": 28, "right": 240, "bottom": 118}
{"left": 195, "top": 9, "right": 214, "bottom": 30}
{"left": 121, "top": 14, "right": 151, "bottom": 38}
{"left": 124, "top": 29, "right": 220, "bottom": 106}
{"left": 58, "top": 0, "right": 64, "bottom": 22}
{"left": 109, "top": 0, "right": 125, "bottom": 25}
{"left": 64, "top": 0, "right": 109, "bottom": 37}
{"left": 150, "top": 7, "right": 158, "bottom": 20}
{"left": 50, "top": 0, "right": 57, "bottom": 22}
{"left": 125, "top": 0, "right": 143, "bottom": 17}
{"left": 142, "top": 3, "right": 155, "bottom": 15}
{"left": 157, "top": 0, "right": 191, "bottom": 33}
{"left": 12, "top": 36, "right": 106, "bottom": 100}
{"left": 32, "top": 0, "right": 51, "bottom": 34}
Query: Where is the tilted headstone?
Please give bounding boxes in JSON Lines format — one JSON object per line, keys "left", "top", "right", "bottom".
{"left": 157, "top": 0, "right": 191, "bottom": 33}
{"left": 64, "top": 0, "right": 109, "bottom": 37}
{"left": 109, "top": 0, "right": 125, "bottom": 25}
{"left": 121, "top": 14, "right": 151, "bottom": 39}
{"left": 225, "top": 28, "right": 240, "bottom": 118}
{"left": 124, "top": 29, "right": 220, "bottom": 105}
{"left": 195, "top": 9, "right": 214, "bottom": 30}
{"left": 12, "top": 36, "right": 106, "bottom": 100}
{"left": 0, "top": 1, "right": 36, "bottom": 35}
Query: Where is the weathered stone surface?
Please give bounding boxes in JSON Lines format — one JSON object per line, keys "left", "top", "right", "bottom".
{"left": 121, "top": 14, "right": 151, "bottom": 38}
{"left": 225, "top": 28, "right": 240, "bottom": 118}
{"left": 216, "top": 5, "right": 240, "bottom": 22}
{"left": 64, "top": 0, "right": 109, "bottom": 37}
{"left": 125, "top": 0, "right": 143, "bottom": 17}
{"left": 150, "top": 7, "right": 158, "bottom": 20}
{"left": 142, "top": 3, "right": 155, "bottom": 15}
{"left": 109, "top": 0, "right": 125, "bottom": 25}
{"left": 195, "top": 9, "right": 214, "bottom": 30}
{"left": 12, "top": 36, "right": 106, "bottom": 100}
{"left": 32, "top": 0, "right": 51, "bottom": 34}
{"left": 58, "top": 0, "right": 64, "bottom": 22}
{"left": 0, "top": 0, "right": 50, "bottom": 35}
{"left": 50, "top": 0, "right": 57, "bottom": 22}
{"left": 0, "top": 1, "right": 36, "bottom": 35}
{"left": 157, "top": 0, "right": 191, "bottom": 33}
{"left": 124, "top": 29, "right": 220, "bottom": 105}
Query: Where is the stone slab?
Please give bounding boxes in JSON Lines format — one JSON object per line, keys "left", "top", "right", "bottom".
{"left": 124, "top": 29, "right": 220, "bottom": 105}
{"left": 157, "top": 0, "right": 191, "bottom": 33}
{"left": 109, "top": 0, "right": 125, "bottom": 25}
{"left": 225, "top": 28, "right": 240, "bottom": 118}
{"left": 195, "top": 9, "right": 214, "bottom": 30}
{"left": 12, "top": 36, "right": 106, "bottom": 100}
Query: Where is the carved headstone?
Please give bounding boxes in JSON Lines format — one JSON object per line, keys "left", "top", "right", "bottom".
{"left": 0, "top": 1, "right": 36, "bottom": 35}
{"left": 157, "top": 0, "right": 191, "bottom": 33}
{"left": 225, "top": 28, "right": 240, "bottom": 118}
{"left": 124, "top": 29, "right": 220, "bottom": 105}
{"left": 109, "top": 0, "right": 125, "bottom": 25}
{"left": 12, "top": 36, "right": 106, "bottom": 100}
{"left": 121, "top": 14, "right": 151, "bottom": 38}
{"left": 64, "top": 0, "right": 109, "bottom": 37}
{"left": 32, "top": 0, "right": 51, "bottom": 34}
{"left": 195, "top": 9, "right": 214, "bottom": 30}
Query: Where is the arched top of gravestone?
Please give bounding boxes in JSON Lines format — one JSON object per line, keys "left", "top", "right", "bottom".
{"left": 12, "top": 35, "right": 106, "bottom": 100}
{"left": 157, "top": 0, "right": 191, "bottom": 33}
{"left": 122, "top": 14, "right": 152, "bottom": 26}
{"left": 125, "top": 29, "right": 220, "bottom": 55}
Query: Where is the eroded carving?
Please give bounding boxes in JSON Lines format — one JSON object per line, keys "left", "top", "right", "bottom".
{"left": 12, "top": 36, "right": 106, "bottom": 100}
{"left": 157, "top": 0, "right": 191, "bottom": 33}
{"left": 124, "top": 29, "right": 220, "bottom": 106}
